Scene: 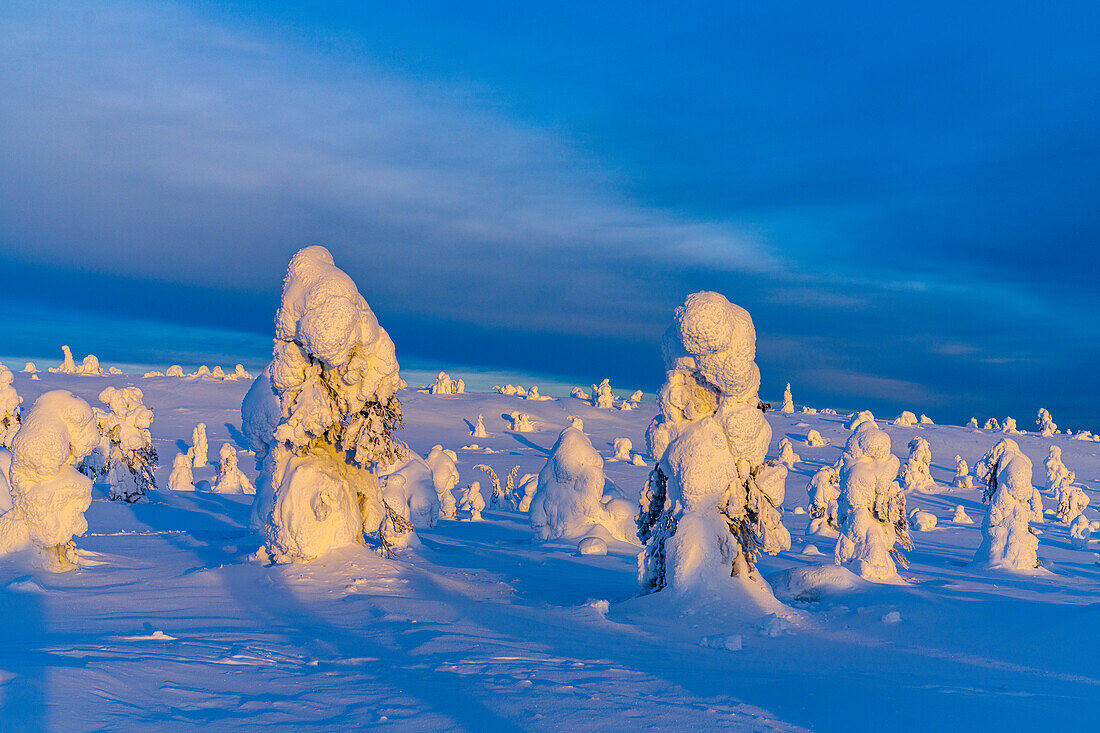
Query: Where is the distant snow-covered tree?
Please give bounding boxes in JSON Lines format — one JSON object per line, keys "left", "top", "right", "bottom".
{"left": 781, "top": 383, "right": 794, "bottom": 414}
{"left": 1036, "top": 408, "right": 1058, "bottom": 437}
{"left": 899, "top": 436, "right": 935, "bottom": 492}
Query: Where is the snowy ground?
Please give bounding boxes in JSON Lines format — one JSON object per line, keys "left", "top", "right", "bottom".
{"left": 2, "top": 370, "right": 1099, "bottom": 731}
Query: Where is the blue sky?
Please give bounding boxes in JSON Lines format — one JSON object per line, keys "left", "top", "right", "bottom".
{"left": 1, "top": 1, "right": 1098, "bottom": 426}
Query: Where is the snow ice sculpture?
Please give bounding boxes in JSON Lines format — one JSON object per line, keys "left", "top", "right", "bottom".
{"left": 1045, "top": 446, "right": 1069, "bottom": 491}
{"left": 506, "top": 412, "right": 535, "bottom": 433}
{"left": 244, "top": 246, "right": 406, "bottom": 563}
{"left": 805, "top": 429, "right": 825, "bottom": 447}
{"left": 777, "top": 437, "right": 800, "bottom": 468}
{"left": 168, "top": 450, "right": 195, "bottom": 491}
{"left": 0, "top": 391, "right": 100, "bottom": 570}
{"left": 952, "top": 455, "right": 973, "bottom": 489}
{"left": 592, "top": 379, "right": 616, "bottom": 409}
{"left": 781, "top": 383, "right": 794, "bottom": 414}
{"left": 0, "top": 364, "right": 22, "bottom": 448}
{"left": 425, "top": 445, "right": 459, "bottom": 519}
{"left": 899, "top": 436, "right": 935, "bottom": 492}
{"left": 846, "top": 410, "right": 875, "bottom": 431}
{"left": 458, "top": 482, "right": 485, "bottom": 520}
{"left": 973, "top": 439, "right": 1040, "bottom": 571}
{"left": 1036, "top": 408, "right": 1058, "bottom": 437}
{"left": 893, "top": 411, "right": 918, "bottom": 427}
{"left": 86, "top": 386, "right": 157, "bottom": 503}
{"left": 806, "top": 464, "right": 840, "bottom": 537}
{"left": 637, "top": 292, "right": 790, "bottom": 601}
{"left": 612, "top": 438, "right": 632, "bottom": 461}
{"left": 529, "top": 427, "right": 636, "bottom": 542}
{"left": 470, "top": 414, "right": 488, "bottom": 438}
{"left": 213, "top": 443, "right": 255, "bottom": 494}
{"left": 192, "top": 423, "right": 209, "bottom": 468}
{"left": 834, "top": 423, "right": 911, "bottom": 582}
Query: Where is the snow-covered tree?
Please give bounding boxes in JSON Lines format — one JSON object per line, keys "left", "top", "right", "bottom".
{"left": 168, "top": 450, "right": 195, "bottom": 491}
{"left": 846, "top": 410, "right": 875, "bottom": 431}
{"left": 952, "top": 505, "right": 974, "bottom": 524}
{"left": 1054, "top": 474, "right": 1089, "bottom": 523}
{"left": 967, "top": 417, "right": 979, "bottom": 429}
{"left": 613, "top": 438, "right": 632, "bottom": 461}
{"left": 425, "top": 445, "right": 460, "bottom": 518}
{"left": 899, "top": 436, "right": 935, "bottom": 492}
{"left": 952, "top": 455, "right": 973, "bottom": 489}
{"left": 570, "top": 387, "right": 589, "bottom": 401}
{"left": 806, "top": 464, "right": 840, "bottom": 536}
{"left": 628, "top": 390, "right": 643, "bottom": 405}
{"left": 1036, "top": 408, "right": 1058, "bottom": 437}
{"left": 233, "top": 364, "right": 252, "bottom": 380}
{"left": 592, "top": 379, "right": 616, "bottom": 409}
{"left": 55, "top": 345, "right": 77, "bottom": 374}
{"left": 429, "top": 372, "right": 458, "bottom": 395}
{"left": 379, "top": 453, "right": 442, "bottom": 527}
{"left": 777, "top": 437, "right": 800, "bottom": 468}
{"left": 1044, "top": 446, "right": 1070, "bottom": 491}
{"left": 213, "top": 443, "right": 255, "bottom": 494}
{"left": 0, "top": 391, "right": 100, "bottom": 569}
{"left": 910, "top": 509, "right": 937, "bottom": 531}
{"left": 834, "top": 424, "right": 910, "bottom": 581}
{"left": 893, "top": 411, "right": 918, "bottom": 427}
{"left": 1001, "top": 417, "right": 1022, "bottom": 434}
{"left": 470, "top": 414, "right": 488, "bottom": 438}
{"left": 0, "top": 364, "right": 22, "bottom": 448}
{"left": 983, "top": 418, "right": 1000, "bottom": 431}
{"left": 166, "top": 365, "right": 184, "bottom": 377}
{"left": 1070, "top": 514, "right": 1091, "bottom": 549}
{"left": 474, "top": 463, "right": 506, "bottom": 507}
{"left": 458, "top": 482, "right": 485, "bottom": 520}
{"left": 516, "top": 473, "right": 538, "bottom": 512}
{"left": 780, "top": 383, "right": 794, "bottom": 414}
{"left": 973, "top": 439, "right": 1040, "bottom": 571}
{"left": 805, "top": 429, "right": 826, "bottom": 447}
{"left": 919, "top": 414, "right": 934, "bottom": 425}
{"left": 506, "top": 412, "right": 535, "bottom": 433}
{"left": 192, "top": 423, "right": 209, "bottom": 468}
{"left": 21, "top": 362, "right": 37, "bottom": 374}
{"left": 525, "top": 385, "right": 549, "bottom": 401}
{"left": 85, "top": 386, "right": 157, "bottom": 503}
{"left": 530, "top": 427, "right": 636, "bottom": 542}
{"left": 243, "top": 246, "right": 407, "bottom": 563}
{"left": 637, "top": 292, "right": 790, "bottom": 602}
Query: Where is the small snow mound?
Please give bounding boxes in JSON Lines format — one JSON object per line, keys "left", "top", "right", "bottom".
{"left": 770, "top": 564, "right": 864, "bottom": 602}
{"left": 700, "top": 633, "right": 742, "bottom": 651}
{"left": 910, "top": 510, "right": 937, "bottom": 531}
{"left": 881, "top": 610, "right": 902, "bottom": 625}
{"left": 578, "top": 537, "right": 607, "bottom": 555}
{"left": 758, "top": 613, "right": 792, "bottom": 637}
{"left": 800, "top": 543, "right": 823, "bottom": 555}
{"left": 952, "top": 505, "right": 974, "bottom": 524}
{"left": 792, "top": 506, "right": 806, "bottom": 515}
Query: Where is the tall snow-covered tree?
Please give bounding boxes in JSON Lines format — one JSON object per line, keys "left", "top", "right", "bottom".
{"left": 973, "top": 438, "right": 1041, "bottom": 571}
{"left": 84, "top": 386, "right": 158, "bottom": 503}
{"left": 0, "top": 363, "right": 22, "bottom": 448}
{"left": 637, "top": 292, "right": 790, "bottom": 602}
{"left": 780, "top": 383, "right": 794, "bottom": 414}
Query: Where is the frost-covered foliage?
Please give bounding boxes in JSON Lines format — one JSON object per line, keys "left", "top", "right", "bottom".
{"left": 0, "top": 364, "right": 22, "bottom": 448}
{"left": 0, "top": 391, "right": 100, "bottom": 570}
{"left": 1036, "top": 408, "right": 1058, "bottom": 437}
{"left": 893, "top": 411, "right": 917, "bottom": 427}
{"left": 470, "top": 414, "right": 488, "bottom": 438}
{"left": 425, "top": 445, "right": 459, "bottom": 518}
{"left": 458, "top": 482, "right": 485, "bottom": 520}
{"left": 1070, "top": 514, "right": 1091, "bottom": 549}
{"left": 983, "top": 418, "right": 1000, "bottom": 431}
{"left": 777, "top": 437, "right": 800, "bottom": 468}
{"left": 168, "top": 451, "right": 195, "bottom": 491}
{"left": 1045, "top": 446, "right": 1070, "bottom": 491}
{"left": 952, "top": 455, "right": 973, "bottom": 489}
{"left": 805, "top": 429, "right": 825, "bottom": 447}
{"left": 899, "top": 437, "right": 935, "bottom": 492}
{"left": 506, "top": 412, "right": 535, "bottom": 433}
{"left": 85, "top": 386, "right": 157, "bottom": 503}
{"left": 213, "top": 443, "right": 255, "bottom": 495}
{"left": 952, "top": 505, "right": 974, "bottom": 524}
{"left": 637, "top": 292, "right": 789, "bottom": 601}
{"left": 1001, "top": 417, "right": 1022, "bottom": 434}
{"left": 612, "top": 438, "right": 632, "bottom": 461}
{"left": 244, "top": 246, "right": 406, "bottom": 563}
{"left": 781, "top": 383, "right": 794, "bottom": 414}
{"left": 806, "top": 464, "right": 840, "bottom": 537}
{"left": 192, "top": 423, "right": 209, "bottom": 468}
{"left": 592, "top": 379, "right": 616, "bottom": 409}
{"left": 846, "top": 411, "right": 875, "bottom": 431}
{"left": 1054, "top": 475, "right": 1089, "bottom": 523}
{"left": 530, "top": 427, "right": 635, "bottom": 542}
{"left": 973, "top": 439, "right": 1040, "bottom": 571}
{"left": 428, "top": 372, "right": 461, "bottom": 395}
{"left": 834, "top": 424, "right": 910, "bottom": 582}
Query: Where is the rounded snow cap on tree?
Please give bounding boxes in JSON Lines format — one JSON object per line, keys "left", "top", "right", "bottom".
{"left": 845, "top": 422, "right": 891, "bottom": 461}
{"left": 674, "top": 291, "right": 755, "bottom": 358}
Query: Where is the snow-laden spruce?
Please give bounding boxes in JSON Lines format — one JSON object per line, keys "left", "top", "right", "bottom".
{"left": 805, "top": 429, "right": 825, "bottom": 447}
{"left": 591, "top": 379, "right": 617, "bottom": 409}
{"left": 952, "top": 455, "right": 973, "bottom": 489}
{"left": 777, "top": 437, "right": 800, "bottom": 468}
{"left": 893, "top": 411, "right": 918, "bottom": 427}
{"left": 470, "top": 414, "right": 488, "bottom": 438}
{"left": 847, "top": 410, "right": 875, "bottom": 431}
{"left": 243, "top": 246, "right": 406, "bottom": 563}
{"left": 429, "top": 372, "right": 464, "bottom": 395}
{"left": 806, "top": 463, "right": 840, "bottom": 537}
{"left": 425, "top": 445, "right": 460, "bottom": 518}
{"left": 0, "top": 391, "right": 100, "bottom": 570}
{"left": 637, "top": 292, "right": 790, "bottom": 603}
{"left": 1045, "top": 446, "right": 1070, "bottom": 491}
{"left": 1054, "top": 474, "right": 1088, "bottom": 523}
{"left": 0, "top": 364, "right": 22, "bottom": 448}
{"left": 529, "top": 427, "right": 636, "bottom": 542}
{"left": 192, "top": 423, "right": 209, "bottom": 468}
{"left": 1001, "top": 417, "right": 1022, "bottom": 434}
{"left": 1036, "top": 408, "right": 1058, "bottom": 437}
{"left": 83, "top": 386, "right": 157, "bottom": 502}
{"left": 506, "top": 412, "right": 535, "bottom": 433}
{"left": 168, "top": 450, "right": 195, "bottom": 491}
{"left": 781, "top": 383, "right": 794, "bottom": 414}
{"left": 458, "top": 482, "right": 485, "bottom": 520}
{"left": 973, "top": 439, "right": 1041, "bottom": 571}
{"left": 834, "top": 423, "right": 911, "bottom": 582}
{"left": 899, "top": 436, "right": 935, "bottom": 492}
{"left": 213, "top": 443, "right": 254, "bottom": 494}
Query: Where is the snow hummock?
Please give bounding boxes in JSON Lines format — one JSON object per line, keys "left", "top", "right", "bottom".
{"left": 0, "top": 390, "right": 100, "bottom": 569}
{"left": 893, "top": 411, "right": 917, "bottom": 427}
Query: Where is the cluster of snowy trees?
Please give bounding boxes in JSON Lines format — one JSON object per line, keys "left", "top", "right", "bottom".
{"left": 143, "top": 364, "right": 252, "bottom": 380}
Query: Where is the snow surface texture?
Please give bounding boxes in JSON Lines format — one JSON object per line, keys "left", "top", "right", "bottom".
{"left": 245, "top": 246, "right": 406, "bottom": 563}
{"left": 638, "top": 292, "right": 790, "bottom": 607}
{"left": 0, "top": 390, "right": 100, "bottom": 570}
{"left": 529, "top": 427, "right": 635, "bottom": 542}
{"left": 834, "top": 424, "right": 910, "bottom": 582}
